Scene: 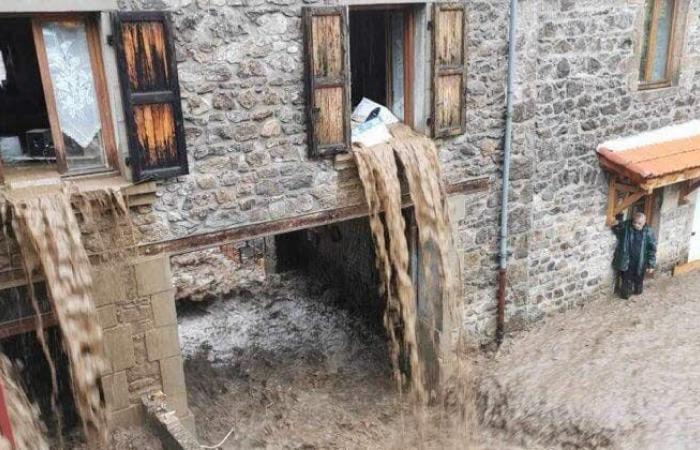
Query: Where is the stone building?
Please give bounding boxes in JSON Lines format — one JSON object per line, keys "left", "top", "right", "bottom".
{"left": 0, "top": 0, "right": 698, "bottom": 436}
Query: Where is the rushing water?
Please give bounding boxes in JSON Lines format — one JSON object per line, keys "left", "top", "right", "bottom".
{"left": 0, "top": 355, "right": 48, "bottom": 450}
{"left": 1, "top": 185, "right": 132, "bottom": 447}
{"left": 352, "top": 124, "right": 463, "bottom": 403}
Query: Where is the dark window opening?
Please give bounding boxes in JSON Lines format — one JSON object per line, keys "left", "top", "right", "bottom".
{"left": 349, "top": 7, "right": 412, "bottom": 125}
{"left": 0, "top": 18, "right": 55, "bottom": 170}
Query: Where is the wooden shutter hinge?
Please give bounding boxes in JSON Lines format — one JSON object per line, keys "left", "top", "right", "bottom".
{"left": 427, "top": 20, "right": 433, "bottom": 30}
{"left": 107, "top": 34, "right": 115, "bottom": 47}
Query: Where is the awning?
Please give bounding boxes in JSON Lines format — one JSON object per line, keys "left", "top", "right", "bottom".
{"left": 597, "top": 120, "right": 700, "bottom": 226}
{"left": 597, "top": 120, "right": 700, "bottom": 192}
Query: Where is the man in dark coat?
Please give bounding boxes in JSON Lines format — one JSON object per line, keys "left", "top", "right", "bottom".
{"left": 612, "top": 212, "right": 657, "bottom": 299}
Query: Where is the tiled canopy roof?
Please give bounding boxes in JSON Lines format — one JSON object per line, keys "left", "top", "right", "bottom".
{"left": 597, "top": 120, "right": 700, "bottom": 190}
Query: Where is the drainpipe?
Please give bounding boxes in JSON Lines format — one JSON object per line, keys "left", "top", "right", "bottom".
{"left": 497, "top": 0, "right": 518, "bottom": 346}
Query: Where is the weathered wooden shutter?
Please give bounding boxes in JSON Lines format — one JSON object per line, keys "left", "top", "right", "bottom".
{"left": 113, "top": 11, "right": 188, "bottom": 181}
{"left": 303, "top": 7, "right": 351, "bottom": 157}
{"left": 431, "top": 3, "right": 467, "bottom": 138}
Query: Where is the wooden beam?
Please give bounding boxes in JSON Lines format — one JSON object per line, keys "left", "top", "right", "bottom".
{"left": 606, "top": 177, "right": 617, "bottom": 226}
{"left": 0, "top": 313, "right": 57, "bottom": 340}
{"left": 679, "top": 178, "right": 700, "bottom": 205}
{"left": 605, "top": 174, "right": 657, "bottom": 227}
{"left": 0, "top": 178, "right": 490, "bottom": 287}
{"left": 616, "top": 191, "right": 646, "bottom": 215}
{"left": 31, "top": 18, "right": 68, "bottom": 173}
{"left": 673, "top": 259, "right": 700, "bottom": 277}
{"left": 142, "top": 177, "right": 490, "bottom": 256}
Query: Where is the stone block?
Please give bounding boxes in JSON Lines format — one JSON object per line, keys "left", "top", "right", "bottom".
{"left": 151, "top": 290, "right": 177, "bottom": 327}
{"left": 160, "top": 355, "right": 187, "bottom": 397}
{"left": 107, "top": 404, "right": 143, "bottom": 430}
{"left": 134, "top": 255, "right": 173, "bottom": 296}
{"left": 91, "top": 264, "right": 129, "bottom": 307}
{"left": 103, "top": 325, "right": 135, "bottom": 372}
{"left": 145, "top": 326, "right": 181, "bottom": 362}
{"left": 101, "top": 370, "right": 130, "bottom": 411}
{"left": 448, "top": 194, "right": 468, "bottom": 222}
{"left": 97, "top": 305, "right": 118, "bottom": 330}
{"left": 167, "top": 391, "right": 189, "bottom": 418}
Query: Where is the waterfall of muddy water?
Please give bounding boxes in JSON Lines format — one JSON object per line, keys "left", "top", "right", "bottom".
{"left": 352, "top": 124, "right": 466, "bottom": 406}
{"left": 0, "top": 185, "right": 133, "bottom": 446}
{"left": 0, "top": 354, "right": 49, "bottom": 450}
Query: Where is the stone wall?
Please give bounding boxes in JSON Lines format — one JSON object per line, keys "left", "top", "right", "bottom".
{"left": 95, "top": 255, "right": 193, "bottom": 430}
{"left": 112, "top": 0, "right": 700, "bottom": 340}
{"left": 514, "top": 0, "right": 700, "bottom": 329}
{"left": 171, "top": 239, "right": 267, "bottom": 302}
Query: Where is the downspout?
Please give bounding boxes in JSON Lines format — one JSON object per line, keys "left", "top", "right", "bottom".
{"left": 497, "top": 0, "right": 518, "bottom": 346}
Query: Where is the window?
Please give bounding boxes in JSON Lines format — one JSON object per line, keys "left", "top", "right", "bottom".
{"left": 639, "top": 0, "right": 677, "bottom": 87}
{"left": 303, "top": 4, "right": 467, "bottom": 157}
{"left": 0, "top": 15, "right": 116, "bottom": 177}
{"left": 349, "top": 7, "right": 414, "bottom": 126}
{"left": 0, "top": 11, "right": 188, "bottom": 184}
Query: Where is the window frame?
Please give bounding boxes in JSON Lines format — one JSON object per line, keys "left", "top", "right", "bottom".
{"left": 0, "top": 12, "right": 119, "bottom": 180}
{"left": 638, "top": 0, "right": 678, "bottom": 90}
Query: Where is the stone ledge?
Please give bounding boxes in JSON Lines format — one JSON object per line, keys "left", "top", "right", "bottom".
{"left": 107, "top": 404, "right": 143, "bottom": 430}
{"left": 142, "top": 392, "right": 200, "bottom": 450}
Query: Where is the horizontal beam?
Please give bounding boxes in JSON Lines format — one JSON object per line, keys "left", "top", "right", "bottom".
{"left": 0, "top": 177, "right": 491, "bottom": 292}
{"left": 0, "top": 313, "right": 57, "bottom": 340}
{"left": 673, "top": 259, "right": 700, "bottom": 277}
{"left": 142, "top": 177, "right": 491, "bottom": 256}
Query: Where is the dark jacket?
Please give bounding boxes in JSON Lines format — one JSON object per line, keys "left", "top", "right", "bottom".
{"left": 612, "top": 220, "right": 657, "bottom": 276}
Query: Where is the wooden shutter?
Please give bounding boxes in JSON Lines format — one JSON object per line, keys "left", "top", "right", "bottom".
{"left": 431, "top": 3, "right": 467, "bottom": 138}
{"left": 113, "top": 11, "right": 188, "bottom": 181}
{"left": 303, "top": 7, "right": 351, "bottom": 157}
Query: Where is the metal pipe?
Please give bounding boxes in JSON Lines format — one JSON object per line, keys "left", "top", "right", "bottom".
{"left": 497, "top": 0, "right": 518, "bottom": 345}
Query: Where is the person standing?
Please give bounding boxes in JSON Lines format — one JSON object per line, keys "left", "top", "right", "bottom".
{"left": 612, "top": 212, "right": 657, "bottom": 299}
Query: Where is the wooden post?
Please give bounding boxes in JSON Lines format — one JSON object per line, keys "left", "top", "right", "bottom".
{"left": 606, "top": 176, "right": 617, "bottom": 227}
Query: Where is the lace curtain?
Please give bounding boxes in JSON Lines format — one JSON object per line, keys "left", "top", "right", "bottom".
{"left": 42, "top": 21, "right": 104, "bottom": 167}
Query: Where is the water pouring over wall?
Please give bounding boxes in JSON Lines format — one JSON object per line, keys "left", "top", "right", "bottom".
{"left": 0, "top": 185, "right": 134, "bottom": 446}
{"left": 352, "top": 124, "right": 462, "bottom": 402}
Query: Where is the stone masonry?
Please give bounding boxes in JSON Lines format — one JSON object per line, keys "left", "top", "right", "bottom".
{"left": 110, "top": 0, "right": 700, "bottom": 342}
{"left": 94, "top": 255, "right": 193, "bottom": 431}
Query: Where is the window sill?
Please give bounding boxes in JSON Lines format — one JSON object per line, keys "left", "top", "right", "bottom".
{"left": 633, "top": 83, "right": 682, "bottom": 102}
{"left": 1, "top": 166, "right": 157, "bottom": 208}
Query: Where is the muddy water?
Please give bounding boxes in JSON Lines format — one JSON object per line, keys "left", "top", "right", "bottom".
{"left": 351, "top": 124, "right": 464, "bottom": 401}
{"left": 1, "top": 186, "right": 132, "bottom": 446}
{"left": 0, "top": 355, "right": 48, "bottom": 450}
